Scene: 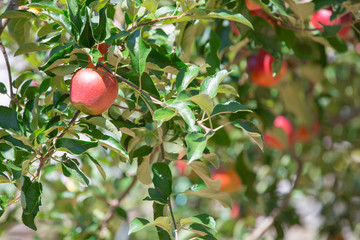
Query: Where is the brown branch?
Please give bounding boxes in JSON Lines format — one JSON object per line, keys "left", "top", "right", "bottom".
{"left": 31, "top": 110, "right": 81, "bottom": 181}
{"left": 130, "top": 14, "right": 187, "bottom": 32}
{"left": 99, "top": 176, "right": 137, "bottom": 238}
{"left": 0, "top": 40, "right": 14, "bottom": 101}
{"left": 0, "top": 0, "right": 21, "bottom": 36}
{"left": 168, "top": 197, "right": 178, "bottom": 240}
{"left": 97, "top": 61, "right": 164, "bottom": 106}
{"left": 245, "top": 147, "right": 302, "bottom": 240}
{"left": 330, "top": 106, "right": 360, "bottom": 125}
{"left": 112, "top": 104, "right": 145, "bottom": 113}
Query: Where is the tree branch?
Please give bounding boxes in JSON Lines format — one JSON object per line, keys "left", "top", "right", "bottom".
{"left": 99, "top": 176, "right": 137, "bottom": 238}
{"left": 97, "top": 61, "right": 164, "bottom": 106}
{"left": 0, "top": 0, "right": 21, "bottom": 36}
{"left": 168, "top": 197, "right": 178, "bottom": 240}
{"left": 245, "top": 147, "right": 303, "bottom": 240}
{"left": 0, "top": 40, "right": 14, "bottom": 101}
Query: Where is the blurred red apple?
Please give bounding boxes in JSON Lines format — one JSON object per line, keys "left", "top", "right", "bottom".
{"left": 265, "top": 115, "right": 294, "bottom": 150}
{"left": 230, "top": 21, "right": 240, "bottom": 36}
{"left": 247, "top": 49, "right": 287, "bottom": 87}
{"left": 310, "top": 8, "right": 352, "bottom": 39}
{"left": 245, "top": 0, "right": 262, "bottom": 11}
{"left": 70, "top": 68, "right": 118, "bottom": 115}
{"left": 212, "top": 169, "right": 242, "bottom": 194}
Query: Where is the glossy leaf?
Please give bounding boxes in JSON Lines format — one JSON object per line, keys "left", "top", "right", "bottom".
{"left": 62, "top": 158, "right": 90, "bottom": 186}
{"left": 55, "top": 138, "right": 97, "bottom": 155}
{"left": 152, "top": 162, "right": 172, "bottom": 199}
{"left": 127, "top": 30, "right": 152, "bottom": 76}
{"left": 207, "top": 10, "right": 253, "bottom": 29}
{"left": 153, "top": 108, "right": 176, "bottom": 126}
{"left": 180, "top": 214, "right": 216, "bottom": 232}
{"left": 200, "top": 70, "right": 231, "bottom": 98}
{"left": 211, "top": 101, "right": 252, "bottom": 117}
{"left": 0, "top": 106, "right": 22, "bottom": 134}
{"left": 168, "top": 102, "right": 198, "bottom": 132}
{"left": 185, "top": 132, "right": 208, "bottom": 164}
{"left": 129, "top": 216, "right": 173, "bottom": 239}
{"left": 176, "top": 65, "right": 200, "bottom": 92}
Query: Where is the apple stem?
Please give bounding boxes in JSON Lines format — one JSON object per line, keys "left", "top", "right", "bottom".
{"left": 97, "top": 61, "right": 164, "bottom": 106}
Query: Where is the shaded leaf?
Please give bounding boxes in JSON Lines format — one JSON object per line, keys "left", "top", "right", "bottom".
{"left": 181, "top": 188, "right": 232, "bottom": 208}
{"left": 55, "top": 138, "right": 97, "bottom": 155}
{"left": 0, "top": 106, "right": 22, "bottom": 134}
{"left": 188, "top": 94, "right": 214, "bottom": 116}
{"left": 211, "top": 101, "right": 251, "bottom": 117}
{"left": 232, "top": 120, "right": 263, "bottom": 151}
{"left": 180, "top": 214, "right": 216, "bottom": 232}
{"left": 62, "top": 158, "right": 90, "bottom": 186}
{"left": 207, "top": 10, "right": 253, "bottom": 29}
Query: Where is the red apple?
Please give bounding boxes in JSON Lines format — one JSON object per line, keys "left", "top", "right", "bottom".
{"left": 295, "top": 121, "right": 321, "bottom": 143}
{"left": 264, "top": 115, "right": 294, "bottom": 150}
{"left": 245, "top": 0, "right": 262, "bottom": 11}
{"left": 87, "top": 43, "right": 111, "bottom": 68}
{"left": 310, "top": 8, "right": 352, "bottom": 39}
{"left": 212, "top": 169, "right": 242, "bottom": 194}
{"left": 249, "top": 9, "right": 275, "bottom": 28}
{"left": 247, "top": 49, "right": 287, "bottom": 87}
{"left": 70, "top": 68, "right": 118, "bottom": 115}
{"left": 176, "top": 161, "right": 187, "bottom": 175}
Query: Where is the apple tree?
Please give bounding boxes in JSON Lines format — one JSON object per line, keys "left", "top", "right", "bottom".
{"left": 0, "top": 0, "right": 360, "bottom": 239}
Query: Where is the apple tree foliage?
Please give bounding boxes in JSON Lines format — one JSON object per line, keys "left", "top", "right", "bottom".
{"left": 0, "top": 0, "right": 360, "bottom": 239}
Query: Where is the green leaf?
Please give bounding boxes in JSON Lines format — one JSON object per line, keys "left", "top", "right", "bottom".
{"left": 200, "top": 70, "right": 231, "bottom": 98}
{"left": 185, "top": 132, "right": 208, "bottom": 164}
{"left": 211, "top": 101, "right": 252, "bottom": 117}
{"left": 0, "top": 83, "right": 7, "bottom": 94}
{"left": 152, "top": 162, "right": 172, "bottom": 198}
{"left": 15, "top": 42, "right": 50, "bottom": 56}
{"left": 131, "top": 145, "right": 153, "bottom": 159}
{"left": 188, "top": 224, "right": 217, "bottom": 240}
{"left": 86, "top": 153, "right": 106, "bottom": 180}
{"left": 94, "top": 7, "right": 108, "bottom": 41}
{"left": 182, "top": 188, "right": 232, "bottom": 208}
{"left": 0, "top": 106, "right": 22, "bottom": 134}
{"left": 205, "top": 30, "right": 220, "bottom": 75}
{"left": 141, "top": 72, "right": 160, "bottom": 98}
{"left": 137, "top": 155, "right": 152, "bottom": 185}
{"left": 168, "top": 102, "right": 197, "bottom": 132}
{"left": 129, "top": 217, "right": 150, "bottom": 234}
{"left": 232, "top": 120, "right": 263, "bottom": 151}
{"left": 55, "top": 138, "right": 98, "bottom": 155}
{"left": 7, "top": 18, "right": 31, "bottom": 45}
{"left": 0, "top": 10, "right": 36, "bottom": 19}
{"left": 81, "top": 116, "right": 121, "bottom": 140}
{"left": 39, "top": 11, "right": 72, "bottom": 34}
{"left": 188, "top": 94, "right": 214, "bottom": 116}
{"left": 189, "top": 161, "right": 221, "bottom": 190}
{"left": 180, "top": 214, "right": 216, "bottom": 232}
{"left": 39, "top": 43, "right": 74, "bottom": 71}
{"left": 0, "top": 195, "right": 9, "bottom": 217}
{"left": 217, "top": 84, "right": 239, "bottom": 96}
{"left": 153, "top": 108, "right": 176, "bottom": 126}
{"left": 79, "top": 7, "right": 96, "bottom": 48}
{"left": 176, "top": 65, "right": 200, "bottom": 92}
{"left": 142, "top": 0, "right": 160, "bottom": 14}
{"left": 327, "top": 36, "right": 348, "bottom": 53}
{"left": 97, "top": 135, "right": 129, "bottom": 160}
{"left": 207, "top": 10, "right": 253, "bottom": 29}
{"left": 147, "top": 50, "right": 186, "bottom": 71}
{"left": 62, "top": 158, "right": 90, "bottom": 186}
{"left": 127, "top": 30, "right": 152, "bottom": 76}
{"left": 21, "top": 179, "right": 42, "bottom": 215}
{"left": 65, "top": 0, "right": 81, "bottom": 34}
{"left": 129, "top": 217, "right": 173, "bottom": 238}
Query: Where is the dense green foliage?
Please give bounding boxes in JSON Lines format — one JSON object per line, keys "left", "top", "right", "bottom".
{"left": 0, "top": 0, "right": 360, "bottom": 239}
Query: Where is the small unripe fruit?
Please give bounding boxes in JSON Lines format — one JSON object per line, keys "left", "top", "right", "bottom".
{"left": 247, "top": 49, "right": 287, "bottom": 87}
{"left": 70, "top": 68, "right": 118, "bottom": 115}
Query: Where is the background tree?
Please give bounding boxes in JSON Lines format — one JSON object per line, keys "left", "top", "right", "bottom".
{"left": 0, "top": 0, "right": 360, "bottom": 239}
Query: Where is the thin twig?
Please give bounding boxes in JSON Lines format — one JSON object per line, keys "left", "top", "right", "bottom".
{"left": 97, "top": 62, "right": 164, "bottom": 106}
{"left": 245, "top": 147, "right": 302, "bottom": 240}
{"left": 168, "top": 197, "right": 178, "bottom": 240}
{"left": 99, "top": 176, "right": 137, "bottom": 237}
{"left": 112, "top": 104, "right": 145, "bottom": 113}
{"left": 0, "top": 40, "right": 14, "bottom": 101}
{"left": 130, "top": 14, "right": 187, "bottom": 32}
{"left": 31, "top": 110, "right": 80, "bottom": 181}
{"left": 0, "top": 0, "right": 21, "bottom": 36}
